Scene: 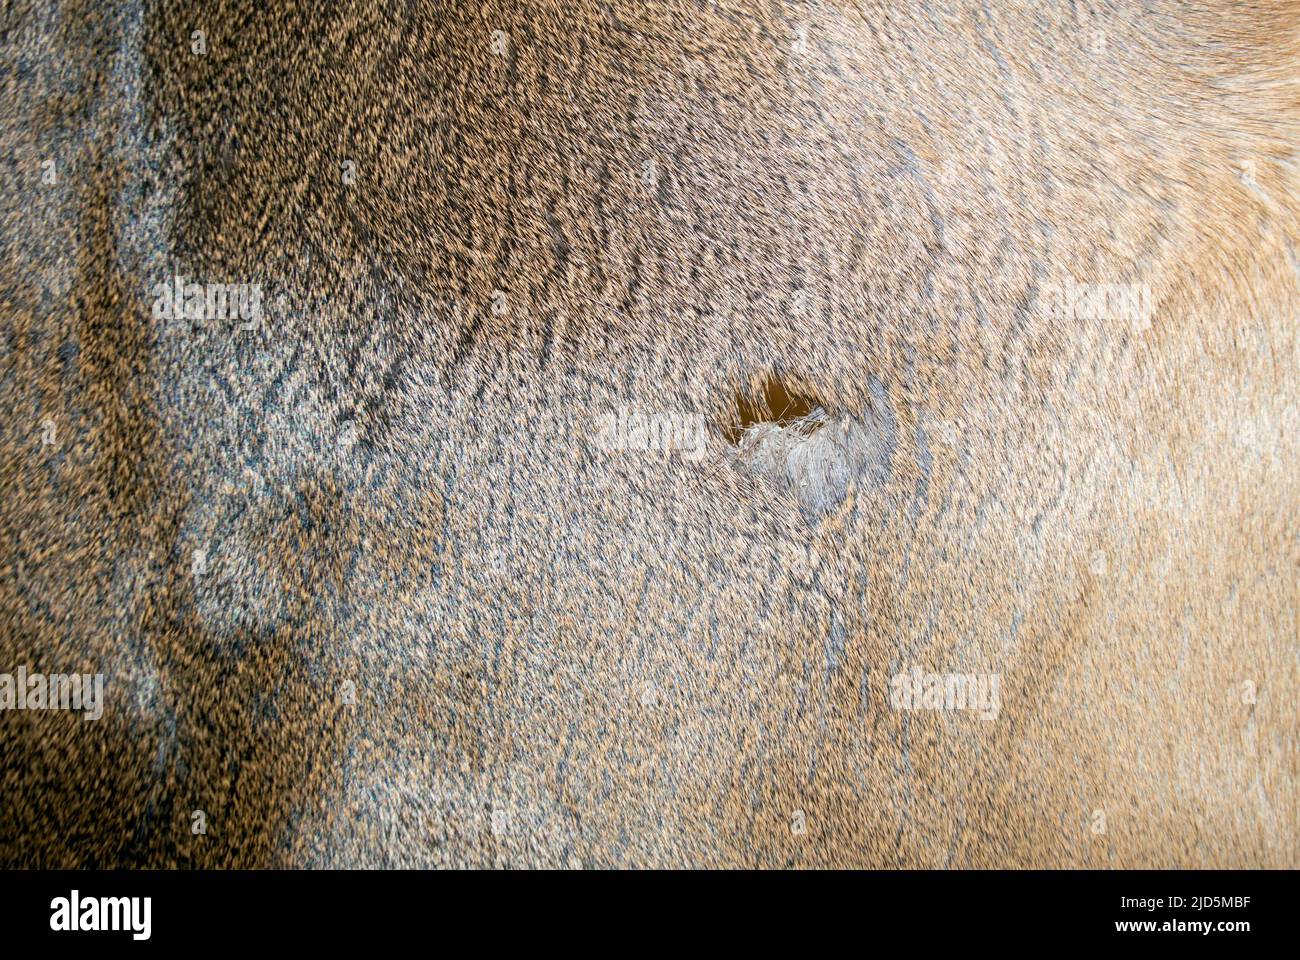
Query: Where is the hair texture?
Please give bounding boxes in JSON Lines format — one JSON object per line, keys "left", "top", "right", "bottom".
{"left": 0, "top": 0, "right": 1297, "bottom": 867}
{"left": 736, "top": 408, "right": 890, "bottom": 514}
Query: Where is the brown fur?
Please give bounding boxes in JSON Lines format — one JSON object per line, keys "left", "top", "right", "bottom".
{"left": 1, "top": 0, "right": 1296, "bottom": 867}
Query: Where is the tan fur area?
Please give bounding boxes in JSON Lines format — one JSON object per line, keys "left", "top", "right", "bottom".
{"left": 0, "top": 0, "right": 1296, "bottom": 867}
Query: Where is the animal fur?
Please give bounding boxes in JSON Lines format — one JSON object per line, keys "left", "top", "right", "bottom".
{"left": 0, "top": 0, "right": 1296, "bottom": 867}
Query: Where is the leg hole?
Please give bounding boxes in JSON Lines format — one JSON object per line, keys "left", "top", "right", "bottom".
{"left": 721, "top": 374, "right": 825, "bottom": 445}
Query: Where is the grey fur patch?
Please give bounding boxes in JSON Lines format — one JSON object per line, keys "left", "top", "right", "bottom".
{"left": 736, "top": 404, "right": 894, "bottom": 513}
